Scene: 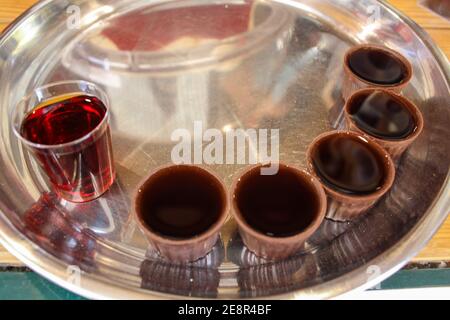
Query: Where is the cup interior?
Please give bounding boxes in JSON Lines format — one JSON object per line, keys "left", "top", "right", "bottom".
{"left": 232, "top": 164, "right": 325, "bottom": 239}
{"left": 11, "top": 80, "right": 110, "bottom": 150}
{"left": 134, "top": 165, "right": 228, "bottom": 242}
{"left": 307, "top": 131, "right": 395, "bottom": 199}
{"left": 345, "top": 45, "right": 412, "bottom": 86}
{"left": 345, "top": 88, "right": 423, "bottom": 141}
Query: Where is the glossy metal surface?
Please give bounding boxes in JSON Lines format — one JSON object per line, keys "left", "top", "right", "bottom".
{"left": 0, "top": 0, "right": 449, "bottom": 299}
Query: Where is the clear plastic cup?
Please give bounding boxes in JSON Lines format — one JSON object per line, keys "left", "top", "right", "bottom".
{"left": 11, "top": 81, "right": 115, "bottom": 202}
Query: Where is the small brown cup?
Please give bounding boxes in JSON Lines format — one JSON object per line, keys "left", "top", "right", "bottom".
{"left": 344, "top": 88, "right": 424, "bottom": 160}
{"left": 306, "top": 131, "right": 396, "bottom": 222}
{"left": 342, "top": 44, "right": 413, "bottom": 100}
{"left": 133, "top": 164, "right": 229, "bottom": 263}
{"left": 231, "top": 163, "right": 327, "bottom": 260}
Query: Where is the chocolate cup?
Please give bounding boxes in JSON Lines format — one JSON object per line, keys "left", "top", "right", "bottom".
{"left": 306, "top": 131, "right": 396, "bottom": 222}
{"left": 342, "top": 44, "right": 413, "bottom": 101}
{"left": 133, "top": 164, "right": 229, "bottom": 263}
{"left": 231, "top": 163, "right": 327, "bottom": 261}
{"left": 344, "top": 88, "right": 424, "bottom": 160}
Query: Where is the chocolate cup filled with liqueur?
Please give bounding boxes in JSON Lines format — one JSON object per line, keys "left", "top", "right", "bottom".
{"left": 342, "top": 44, "right": 413, "bottom": 100}
{"left": 133, "top": 165, "right": 228, "bottom": 263}
{"left": 306, "top": 131, "right": 395, "bottom": 221}
{"left": 344, "top": 88, "right": 424, "bottom": 160}
{"left": 231, "top": 163, "right": 327, "bottom": 260}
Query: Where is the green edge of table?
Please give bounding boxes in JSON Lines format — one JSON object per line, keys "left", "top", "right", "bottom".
{"left": 1, "top": 269, "right": 450, "bottom": 299}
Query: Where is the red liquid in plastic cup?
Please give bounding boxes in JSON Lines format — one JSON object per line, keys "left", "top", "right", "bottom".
{"left": 12, "top": 81, "right": 115, "bottom": 202}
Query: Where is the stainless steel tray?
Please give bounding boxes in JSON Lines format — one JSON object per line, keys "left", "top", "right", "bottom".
{"left": 0, "top": 0, "right": 449, "bottom": 299}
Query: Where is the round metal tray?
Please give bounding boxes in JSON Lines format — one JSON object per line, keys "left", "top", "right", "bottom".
{"left": 0, "top": 0, "right": 449, "bottom": 299}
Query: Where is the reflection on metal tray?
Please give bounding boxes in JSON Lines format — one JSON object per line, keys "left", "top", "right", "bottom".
{"left": 0, "top": 0, "right": 449, "bottom": 299}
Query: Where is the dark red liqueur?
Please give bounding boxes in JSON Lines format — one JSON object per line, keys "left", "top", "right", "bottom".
{"left": 311, "top": 135, "right": 386, "bottom": 195}
{"left": 20, "top": 94, "right": 113, "bottom": 200}
{"left": 21, "top": 95, "right": 106, "bottom": 145}
{"left": 348, "top": 47, "right": 407, "bottom": 85}
{"left": 136, "top": 166, "right": 226, "bottom": 240}
{"left": 234, "top": 166, "right": 320, "bottom": 237}
{"left": 349, "top": 91, "right": 416, "bottom": 140}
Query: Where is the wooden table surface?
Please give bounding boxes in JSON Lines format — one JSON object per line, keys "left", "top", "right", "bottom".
{"left": 0, "top": 0, "right": 449, "bottom": 266}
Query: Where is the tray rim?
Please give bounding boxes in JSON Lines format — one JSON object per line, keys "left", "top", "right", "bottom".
{"left": 0, "top": 0, "right": 449, "bottom": 299}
